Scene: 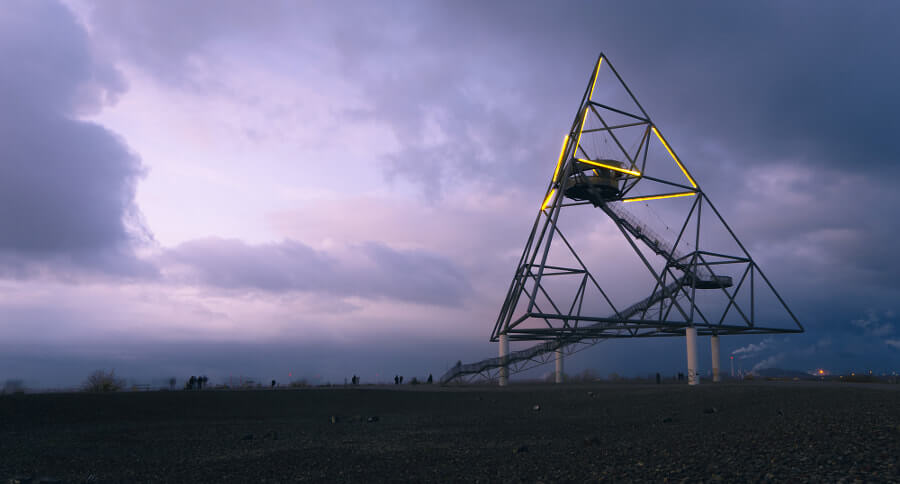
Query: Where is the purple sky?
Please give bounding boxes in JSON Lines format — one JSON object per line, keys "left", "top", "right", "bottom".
{"left": 1, "top": 1, "right": 899, "bottom": 388}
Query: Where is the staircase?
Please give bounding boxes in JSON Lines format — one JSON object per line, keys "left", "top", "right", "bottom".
{"left": 601, "top": 202, "right": 712, "bottom": 280}
{"left": 438, "top": 276, "right": 686, "bottom": 384}
{"left": 439, "top": 203, "right": 725, "bottom": 385}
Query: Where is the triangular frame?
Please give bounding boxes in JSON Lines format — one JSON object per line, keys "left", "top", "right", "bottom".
{"left": 491, "top": 53, "right": 803, "bottom": 345}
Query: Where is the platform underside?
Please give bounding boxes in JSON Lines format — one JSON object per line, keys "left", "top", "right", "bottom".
{"left": 497, "top": 313, "right": 801, "bottom": 342}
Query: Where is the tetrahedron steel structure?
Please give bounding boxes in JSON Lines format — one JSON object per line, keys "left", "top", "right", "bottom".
{"left": 491, "top": 53, "right": 803, "bottom": 347}
{"left": 440, "top": 54, "right": 803, "bottom": 385}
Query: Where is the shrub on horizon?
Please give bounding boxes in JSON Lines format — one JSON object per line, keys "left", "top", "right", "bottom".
{"left": 82, "top": 369, "right": 126, "bottom": 393}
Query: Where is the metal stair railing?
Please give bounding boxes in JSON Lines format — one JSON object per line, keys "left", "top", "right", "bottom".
{"left": 602, "top": 202, "right": 712, "bottom": 280}
{"left": 439, "top": 276, "right": 686, "bottom": 384}
{"left": 440, "top": 203, "right": 710, "bottom": 384}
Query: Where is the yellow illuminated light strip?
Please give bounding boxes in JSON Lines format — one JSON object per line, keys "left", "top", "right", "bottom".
{"left": 588, "top": 56, "right": 603, "bottom": 102}
{"left": 552, "top": 135, "right": 569, "bottom": 182}
{"left": 572, "top": 58, "right": 603, "bottom": 163}
{"left": 541, "top": 189, "right": 557, "bottom": 211}
{"left": 572, "top": 108, "right": 589, "bottom": 158}
{"left": 621, "top": 191, "right": 697, "bottom": 203}
{"left": 651, "top": 126, "right": 697, "bottom": 188}
{"left": 575, "top": 158, "right": 641, "bottom": 177}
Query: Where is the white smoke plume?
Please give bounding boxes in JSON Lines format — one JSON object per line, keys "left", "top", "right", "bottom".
{"left": 731, "top": 337, "right": 774, "bottom": 360}
{"left": 751, "top": 353, "right": 785, "bottom": 372}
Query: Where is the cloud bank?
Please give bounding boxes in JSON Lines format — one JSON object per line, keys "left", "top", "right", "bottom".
{"left": 0, "top": 0, "right": 151, "bottom": 278}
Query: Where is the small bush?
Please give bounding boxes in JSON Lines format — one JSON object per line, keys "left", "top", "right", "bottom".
{"left": 83, "top": 369, "right": 125, "bottom": 393}
{"left": 409, "top": 377, "right": 420, "bottom": 385}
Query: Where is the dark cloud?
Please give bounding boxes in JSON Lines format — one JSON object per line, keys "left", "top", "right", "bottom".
{"left": 162, "top": 238, "right": 470, "bottom": 306}
{"left": 81, "top": 1, "right": 900, "bottom": 182}
{"left": 83, "top": 1, "right": 576, "bottom": 195}
{"left": 85, "top": 1, "right": 337, "bottom": 88}
{"left": 163, "top": 238, "right": 334, "bottom": 292}
{"left": 0, "top": 0, "right": 152, "bottom": 277}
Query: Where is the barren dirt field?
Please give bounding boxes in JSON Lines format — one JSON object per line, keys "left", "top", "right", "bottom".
{"left": 2, "top": 382, "right": 899, "bottom": 483}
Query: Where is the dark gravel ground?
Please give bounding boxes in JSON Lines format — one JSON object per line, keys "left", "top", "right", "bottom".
{"left": 1, "top": 381, "right": 898, "bottom": 483}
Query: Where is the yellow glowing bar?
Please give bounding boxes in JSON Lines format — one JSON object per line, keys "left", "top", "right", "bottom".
{"left": 552, "top": 135, "right": 569, "bottom": 182}
{"left": 621, "top": 191, "right": 697, "bottom": 203}
{"left": 575, "top": 158, "right": 641, "bottom": 177}
{"left": 588, "top": 56, "right": 603, "bottom": 102}
{"left": 652, "top": 126, "right": 697, "bottom": 188}
{"left": 541, "top": 189, "right": 557, "bottom": 211}
{"left": 572, "top": 108, "right": 589, "bottom": 159}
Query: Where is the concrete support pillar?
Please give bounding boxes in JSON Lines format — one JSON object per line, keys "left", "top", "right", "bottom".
{"left": 686, "top": 326, "right": 699, "bottom": 385}
{"left": 711, "top": 334, "right": 721, "bottom": 382}
{"left": 554, "top": 348, "right": 564, "bottom": 384}
{"left": 498, "top": 334, "right": 509, "bottom": 387}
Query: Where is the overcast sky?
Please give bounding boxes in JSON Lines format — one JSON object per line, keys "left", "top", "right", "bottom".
{"left": 1, "top": 0, "right": 899, "bottom": 388}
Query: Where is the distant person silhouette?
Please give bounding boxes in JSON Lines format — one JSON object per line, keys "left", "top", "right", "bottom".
{"left": 271, "top": 379, "right": 276, "bottom": 389}
{"left": 399, "top": 376, "right": 404, "bottom": 384}
{"left": 427, "top": 374, "right": 433, "bottom": 384}
{"left": 656, "top": 373, "right": 661, "bottom": 384}
{"left": 188, "top": 375, "right": 196, "bottom": 390}
{"left": 394, "top": 375, "right": 399, "bottom": 385}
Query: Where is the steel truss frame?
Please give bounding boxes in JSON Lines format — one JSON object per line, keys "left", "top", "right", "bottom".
{"left": 442, "top": 53, "right": 802, "bottom": 385}
{"left": 492, "top": 53, "right": 802, "bottom": 343}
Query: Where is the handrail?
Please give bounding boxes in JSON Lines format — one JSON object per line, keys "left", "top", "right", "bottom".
{"left": 439, "top": 276, "right": 686, "bottom": 384}
{"left": 603, "top": 202, "right": 712, "bottom": 280}
{"left": 440, "top": 203, "right": 711, "bottom": 384}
